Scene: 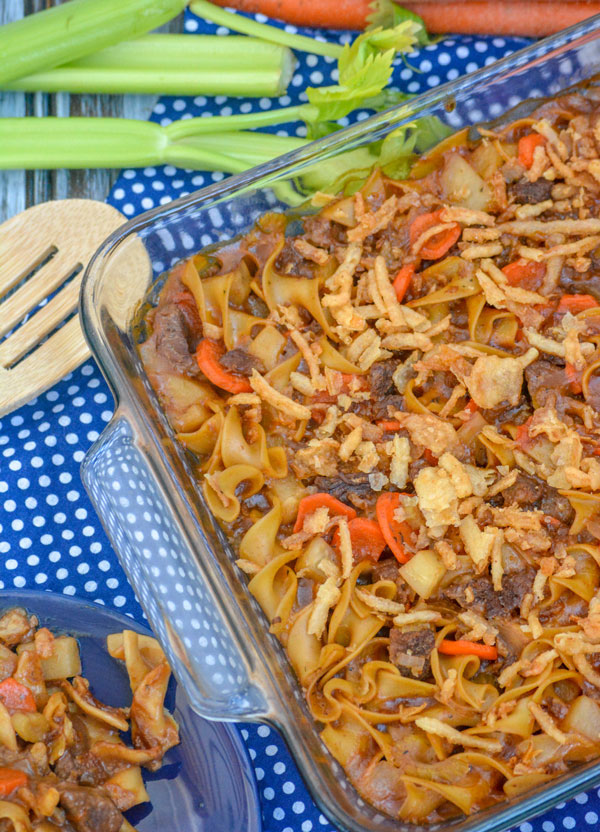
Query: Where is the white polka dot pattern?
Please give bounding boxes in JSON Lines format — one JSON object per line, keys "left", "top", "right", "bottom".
{"left": 2, "top": 6, "right": 598, "bottom": 831}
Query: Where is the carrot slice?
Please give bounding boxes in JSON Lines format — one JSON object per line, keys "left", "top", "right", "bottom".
{"left": 557, "top": 294, "right": 599, "bottom": 315}
{"left": 438, "top": 640, "right": 498, "bottom": 661}
{"left": 375, "top": 492, "right": 414, "bottom": 564}
{"left": 332, "top": 518, "right": 387, "bottom": 563}
{"left": 423, "top": 449, "right": 438, "bottom": 466}
{"left": 376, "top": 420, "right": 403, "bottom": 432}
{"left": 0, "top": 768, "right": 27, "bottom": 797}
{"left": 464, "top": 400, "right": 479, "bottom": 415}
{"left": 392, "top": 264, "right": 415, "bottom": 303}
{"left": 517, "top": 134, "right": 545, "bottom": 169}
{"left": 310, "top": 373, "right": 365, "bottom": 404}
{"left": 0, "top": 678, "right": 36, "bottom": 713}
{"left": 293, "top": 493, "right": 357, "bottom": 534}
{"left": 515, "top": 417, "right": 533, "bottom": 451}
{"left": 502, "top": 259, "right": 545, "bottom": 291}
{"left": 409, "top": 211, "right": 460, "bottom": 260}
{"left": 196, "top": 339, "right": 252, "bottom": 395}
{"left": 565, "top": 362, "right": 583, "bottom": 395}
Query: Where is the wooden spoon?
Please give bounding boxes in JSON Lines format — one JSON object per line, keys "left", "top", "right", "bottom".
{"left": 0, "top": 199, "right": 126, "bottom": 417}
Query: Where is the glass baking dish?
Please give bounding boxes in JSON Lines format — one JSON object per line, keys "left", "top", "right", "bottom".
{"left": 81, "top": 15, "right": 600, "bottom": 832}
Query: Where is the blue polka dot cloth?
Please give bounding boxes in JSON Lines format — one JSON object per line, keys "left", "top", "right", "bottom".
{"left": 2, "top": 7, "right": 600, "bottom": 832}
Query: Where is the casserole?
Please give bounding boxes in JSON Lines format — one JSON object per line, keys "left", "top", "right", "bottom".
{"left": 81, "top": 16, "right": 600, "bottom": 831}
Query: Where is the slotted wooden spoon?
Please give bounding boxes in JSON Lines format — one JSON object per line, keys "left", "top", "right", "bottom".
{"left": 0, "top": 199, "right": 127, "bottom": 418}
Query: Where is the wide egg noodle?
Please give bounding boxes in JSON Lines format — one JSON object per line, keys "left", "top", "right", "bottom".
{"left": 248, "top": 549, "right": 300, "bottom": 635}
{"left": 262, "top": 237, "right": 336, "bottom": 338}
{"left": 203, "top": 463, "right": 264, "bottom": 522}
{"left": 221, "top": 405, "right": 287, "bottom": 479}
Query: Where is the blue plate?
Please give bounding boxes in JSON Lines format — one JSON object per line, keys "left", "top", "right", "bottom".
{"left": 0, "top": 590, "right": 261, "bottom": 832}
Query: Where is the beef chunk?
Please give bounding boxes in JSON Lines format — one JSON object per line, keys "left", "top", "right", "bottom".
{"left": 219, "top": 348, "right": 264, "bottom": 377}
{"left": 303, "top": 214, "right": 346, "bottom": 248}
{"left": 445, "top": 572, "right": 534, "bottom": 619}
{"left": 502, "top": 472, "right": 544, "bottom": 508}
{"left": 525, "top": 360, "right": 570, "bottom": 407}
{"left": 369, "top": 360, "right": 398, "bottom": 398}
{"left": 371, "top": 559, "right": 415, "bottom": 606}
{"left": 389, "top": 628, "right": 435, "bottom": 679}
{"left": 372, "top": 395, "right": 404, "bottom": 421}
{"left": 274, "top": 237, "right": 315, "bottom": 278}
{"left": 154, "top": 303, "right": 200, "bottom": 377}
{"left": 501, "top": 473, "right": 574, "bottom": 525}
{"left": 540, "top": 491, "right": 575, "bottom": 525}
{"left": 0, "top": 609, "right": 34, "bottom": 647}
{"left": 482, "top": 399, "right": 532, "bottom": 428}
{"left": 313, "top": 473, "right": 371, "bottom": 508}
{"left": 55, "top": 750, "right": 107, "bottom": 787}
{"left": 510, "top": 178, "right": 554, "bottom": 204}
{"left": 59, "top": 786, "right": 122, "bottom": 832}
{"left": 371, "top": 559, "right": 400, "bottom": 584}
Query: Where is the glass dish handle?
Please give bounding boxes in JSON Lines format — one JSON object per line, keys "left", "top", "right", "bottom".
{"left": 82, "top": 415, "right": 269, "bottom": 722}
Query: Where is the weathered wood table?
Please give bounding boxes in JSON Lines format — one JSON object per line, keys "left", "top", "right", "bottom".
{"left": 0, "top": 0, "right": 183, "bottom": 223}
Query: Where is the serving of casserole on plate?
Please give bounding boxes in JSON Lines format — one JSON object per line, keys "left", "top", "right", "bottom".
{"left": 81, "top": 16, "right": 600, "bottom": 832}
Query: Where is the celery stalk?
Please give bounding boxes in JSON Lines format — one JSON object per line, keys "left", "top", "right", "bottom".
{"left": 0, "top": 0, "right": 186, "bottom": 87}
{"left": 0, "top": 119, "right": 166, "bottom": 169}
{"left": 189, "top": 0, "right": 343, "bottom": 59}
{"left": 0, "top": 118, "right": 306, "bottom": 172}
{"left": 165, "top": 106, "right": 313, "bottom": 140}
{"left": 4, "top": 35, "right": 296, "bottom": 97}
{"left": 171, "top": 132, "right": 306, "bottom": 168}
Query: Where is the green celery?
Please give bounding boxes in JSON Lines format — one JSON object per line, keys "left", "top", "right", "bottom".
{"left": 189, "top": 0, "right": 343, "bottom": 59}
{"left": 168, "top": 133, "right": 305, "bottom": 171}
{"left": 0, "top": 119, "right": 166, "bottom": 169}
{"left": 367, "top": 1, "right": 431, "bottom": 45}
{"left": 0, "top": 118, "right": 306, "bottom": 173}
{"left": 165, "top": 24, "right": 421, "bottom": 139}
{"left": 3, "top": 35, "right": 295, "bottom": 98}
{"left": 0, "top": 0, "right": 186, "bottom": 87}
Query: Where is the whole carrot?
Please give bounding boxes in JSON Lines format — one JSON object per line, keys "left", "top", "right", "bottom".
{"left": 210, "top": 0, "right": 600, "bottom": 36}
{"left": 403, "top": 1, "right": 600, "bottom": 37}
{"left": 209, "top": 0, "right": 371, "bottom": 29}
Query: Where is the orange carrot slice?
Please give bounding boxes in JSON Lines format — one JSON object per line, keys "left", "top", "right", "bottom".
{"left": 438, "top": 640, "right": 498, "bottom": 660}
{"left": 376, "top": 420, "right": 403, "bottom": 432}
{"left": 293, "top": 493, "right": 357, "bottom": 534}
{"left": 0, "top": 768, "right": 27, "bottom": 797}
{"left": 196, "top": 339, "right": 252, "bottom": 395}
{"left": 515, "top": 417, "right": 533, "bottom": 451}
{"left": 517, "top": 134, "right": 545, "bottom": 169}
{"left": 423, "top": 449, "right": 438, "bottom": 466}
{"left": 557, "top": 294, "right": 599, "bottom": 315}
{"left": 332, "top": 517, "right": 387, "bottom": 563}
{"left": 0, "top": 678, "right": 36, "bottom": 713}
{"left": 502, "top": 259, "right": 545, "bottom": 291}
{"left": 375, "top": 492, "right": 414, "bottom": 564}
{"left": 410, "top": 211, "right": 460, "bottom": 260}
{"left": 565, "top": 362, "right": 583, "bottom": 395}
{"left": 392, "top": 264, "right": 415, "bottom": 303}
